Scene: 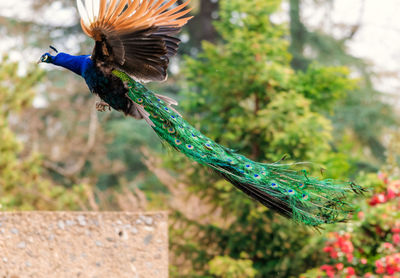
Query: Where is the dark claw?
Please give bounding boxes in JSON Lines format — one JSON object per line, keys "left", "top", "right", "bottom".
{"left": 96, "top": 101, "right": 111, "bottom": 112}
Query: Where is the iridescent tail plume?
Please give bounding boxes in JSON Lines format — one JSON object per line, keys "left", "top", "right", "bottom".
{"left": 114, "top": 70, "right": 364, "bottom": 226}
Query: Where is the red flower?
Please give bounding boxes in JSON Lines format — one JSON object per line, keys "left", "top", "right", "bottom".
{"left": 346, "top": 267, "right": 355, "bottom": 275}
{"left": 326, "top": 270, "right": 335, "bottom": 278}
{"left": 376, "top": 266, "right": 385, "bottom": 274}
{"left": 320, "top": 265, "right": 334, "bottom": 271}
{"left": 387, "top": 188, "right": 396, "bottom": 200}
{"left": 341, "top": 241, "right": 354, "bottom": 253}
{"left": 393, "top": 234, "right": 400, "bottom": 245}
{"left": 384, "top": 242, "right": 394, "bottom": 249}
{"left": 375, "top": 259, "right": 384, "bottom": 268}
{"left": 394, "top": 253, "right": 400, "bottom": 263}
{"left": 336, "top": 263, "right": 344, "bottom": 271}
{"left": 361, "top": 258, "right": 367, "bottom": 264}
{"left": 387, "top": 265, "right": 396, "bottom": 275}
{"left": 378, "top": 193, "right": 387, "bottom": 203}
{"left": 370, "top": 193, "right": 388, "bottom": 206}
{"left": 346, "top": 253, "right": 353, "bottom": 263}
{"left": 320, "top": 265, "right": 335, "bottom": 278}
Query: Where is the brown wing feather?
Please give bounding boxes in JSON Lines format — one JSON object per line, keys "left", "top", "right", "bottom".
{"left": 91, "top": 26, "right": 181, "bottom": 81}
{"left": 78, "top": 0, "right": 192, "bottom": 81}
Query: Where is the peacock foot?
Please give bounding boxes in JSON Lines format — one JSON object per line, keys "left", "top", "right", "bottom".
{"left": 96, "top": 101, "right": 112, "bottom": 112}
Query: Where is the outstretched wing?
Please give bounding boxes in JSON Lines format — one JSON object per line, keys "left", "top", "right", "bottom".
{"left": 76, "top": 0, "right": 192, "bottom": 82}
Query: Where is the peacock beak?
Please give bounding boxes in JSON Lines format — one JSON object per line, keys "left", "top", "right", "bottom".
{"left": 37, "top": 58, "right": 42, "bottom": 64}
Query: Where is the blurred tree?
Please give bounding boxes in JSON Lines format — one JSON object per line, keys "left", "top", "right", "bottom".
{"left": 184, "top": 0, "right": 219, "bottom": 49}
{"left": 288, "top": 0, "right": 396, "bottom": 169}
{"left": 0, "top": 0, "right": 160, "bottom": 208}
{"left": 0, "top": 57, "right": 88, "bottom": 210}
{"left": 289, "top": 0, "right": 308, "bottom": 70}
{"left": 141, "top": 0, "right": 361, "bottom": 276}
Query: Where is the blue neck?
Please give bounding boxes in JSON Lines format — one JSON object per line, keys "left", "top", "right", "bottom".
{"left": 51, "top": 53, "right": 92, "bottom": 76}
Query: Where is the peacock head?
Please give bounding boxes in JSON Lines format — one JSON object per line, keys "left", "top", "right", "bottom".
{"left": 38, "top": 46, "right": 59, "bottom": 64}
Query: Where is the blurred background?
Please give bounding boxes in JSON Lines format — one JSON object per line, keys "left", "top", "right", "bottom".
{"left": 0, "top": 0, "right": 399, "bottom": 277}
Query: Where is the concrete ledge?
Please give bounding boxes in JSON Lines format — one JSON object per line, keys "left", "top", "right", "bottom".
{"left": 0, "top": 211, "right": 168, "bottom": 278}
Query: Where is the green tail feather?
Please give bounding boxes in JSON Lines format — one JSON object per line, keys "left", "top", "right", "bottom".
{"left": 113, "top": 70, "right": 364, "bottom": 226}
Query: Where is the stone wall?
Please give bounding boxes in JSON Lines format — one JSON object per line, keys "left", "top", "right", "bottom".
{"left": 0, "top": 211, "right": 168, "bottom": 278}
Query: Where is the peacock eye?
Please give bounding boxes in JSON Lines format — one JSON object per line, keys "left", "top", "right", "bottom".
{"left": 42, "top": 55, "right": 48, "bottom": 62}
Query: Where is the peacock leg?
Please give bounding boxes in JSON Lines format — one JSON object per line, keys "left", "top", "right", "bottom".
{"left": 95, "top": 101, "right": 112, "bottom": 112}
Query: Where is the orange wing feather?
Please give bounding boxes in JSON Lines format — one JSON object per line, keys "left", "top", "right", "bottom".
{"left": 79, "top": 0, "right": 192, "bottom": 40}
{"left": 76, "top": 0, "right": 192, "bottom": 82}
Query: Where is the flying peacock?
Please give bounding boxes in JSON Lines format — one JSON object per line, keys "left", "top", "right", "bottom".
{"left": 38, "top": 0, "right": 363, "bottom": 226}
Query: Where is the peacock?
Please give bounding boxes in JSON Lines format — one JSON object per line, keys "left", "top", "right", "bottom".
{"left": 38, "top": 0, "right": 363, "bottom": 226}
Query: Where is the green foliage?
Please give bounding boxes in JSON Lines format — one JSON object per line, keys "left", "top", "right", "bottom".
{"left": 254, "top": 91, "right": 332, "bottom": 162}
{"left": 287, "top": 0, "right": 396, "bottom": 166}
{"left": 164, "top": 0, "right": 360, "bottom": 276}
{"left": 291, "top": 64, "right": 357, "bottom": 111}
{"left": 0, "top": 58, "right": 39, "bottom": 115}
{"left": 0, "top": 57, "right": 87, "bottom": 210}
{"left": 209, "top": 255, "right": 257, "bottom": 278}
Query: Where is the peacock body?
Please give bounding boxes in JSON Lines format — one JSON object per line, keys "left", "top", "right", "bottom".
{"left": 38, "top": 0, "right": 363, "bottom": 226}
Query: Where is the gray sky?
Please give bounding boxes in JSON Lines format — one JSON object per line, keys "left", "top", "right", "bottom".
{"left": 320, "top": 0, "right": 400, "bottom": 101}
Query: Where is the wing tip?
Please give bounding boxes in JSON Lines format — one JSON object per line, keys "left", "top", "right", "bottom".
{"left": 77, "top": 0, "right": 193, "bottom": 36}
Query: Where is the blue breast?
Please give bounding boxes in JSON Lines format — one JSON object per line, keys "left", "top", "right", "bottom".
{"left": 52, "top": 53, "right": 92, "bottom": 76}
{"left": 51, "top": 53, "right": 108, "bottom": 92}
{"left": 51, "top": 52, "right": 127, "bottom": 111}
